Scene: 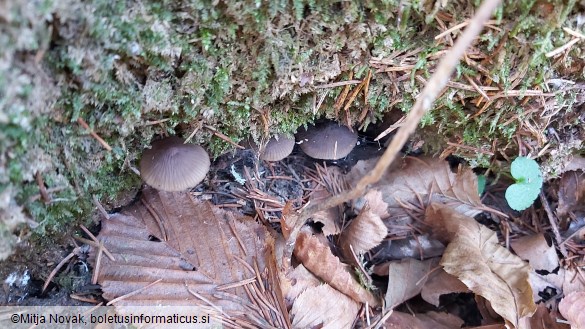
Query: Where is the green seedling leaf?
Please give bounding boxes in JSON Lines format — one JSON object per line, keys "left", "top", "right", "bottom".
{"left": 505, "top": 157, "right": 543, "bottom": 211}
{"left": 477, "top": 174, "right": 486, "bottom": 196}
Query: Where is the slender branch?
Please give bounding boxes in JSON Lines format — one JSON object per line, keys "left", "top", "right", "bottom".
{"left": 283, "top": 0, "right": 503, "bottom": 259}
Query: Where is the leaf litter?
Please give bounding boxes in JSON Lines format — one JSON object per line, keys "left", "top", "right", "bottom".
{"left": 84, "top": 148, "right": 585, "bottom": 329}
{"left": 78, "top": 7, "right": 585, "bottom": 322}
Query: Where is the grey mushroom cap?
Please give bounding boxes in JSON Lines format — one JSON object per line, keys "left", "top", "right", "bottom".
{"left": 260, "top": 134, "right": 295, "bottom": 161}
{"left": 140, "top": 136, "right": 210, "bottom": 191}
{"left": 297, "top": 121, "right": 357, "bottom": 160}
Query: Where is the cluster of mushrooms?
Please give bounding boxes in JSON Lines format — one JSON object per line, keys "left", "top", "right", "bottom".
{"left": 139, "top": 120, "right": 357, "bottom": 192}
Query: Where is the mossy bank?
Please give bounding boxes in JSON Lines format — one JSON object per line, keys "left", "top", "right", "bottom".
{"left": 1, "top": 0, "right": 584, "bottom": 260}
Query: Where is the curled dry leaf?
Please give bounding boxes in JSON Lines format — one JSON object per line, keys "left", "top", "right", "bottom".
{"left": 90, "top": 187, "right": 289, "bottom": 329}
{"left": 425, "top": 203, "right": 536, "bottom": 328}
{"left": 559, "top": 292, "right": 585, "bottom": 329}
{"left": 381, "top": 258, "right": 438, "bottom": 309}
{"left": 291, "top": 284, "right": 360, "bottom": 329}
{"left": 293, "top": 228, "right": 379, "bottom": 306}
{"left": 309, "top": 164, "right": 348, "bottom": 236}
{"left": 310, "top": 184, "right": 342, "bottom": 236}
{"left": 384, "top": 311, "right": 464, "bottom": 329}
{"left": 347, "top": 156, "right": 485, "bottom": 224}
{"left": 511, "top": 233, "right": 559, "bottom": 273}
{"left": 371, "top": 235, "right": 445, "bottom": 264}
{"left": 340, "top": 204, "right": 387, "bottom": 258}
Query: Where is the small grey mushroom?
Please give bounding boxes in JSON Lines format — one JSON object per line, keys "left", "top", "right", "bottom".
{"left": 297, "top": 121, "right": 357, "bottom": 160}
{"left": 140, "top": 136, "right": 210, "bottom": 191}
{"left": 260, "top": 134, "right": 295, "bottom": 161}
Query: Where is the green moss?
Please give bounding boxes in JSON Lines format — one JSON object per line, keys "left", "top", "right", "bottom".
{"left": 1, "top": 0, "right": 583, "bottom": 260}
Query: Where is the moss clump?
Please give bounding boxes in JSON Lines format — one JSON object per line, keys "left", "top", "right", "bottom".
{"left": 1, "top": 0, "right": 583, "bottom": 260}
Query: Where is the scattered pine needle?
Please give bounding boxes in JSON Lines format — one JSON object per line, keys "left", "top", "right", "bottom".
{"left": 106, "top": 279, "right": 163, "bottom": 306}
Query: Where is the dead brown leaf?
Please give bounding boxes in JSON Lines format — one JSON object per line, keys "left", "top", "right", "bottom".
{"left": 425, "top": 203, "right": 536, "bottom": 328}
{"left": 559, "top": 291, "right": 585, "bottom": 329}
{"left": 354, "top": 189, "right": 390, "bottom": 218}
{"left": 309, "top": 164, "right": 348, "bottom": 236}
{"left": 421, "top": 268, "right": 469, "bottom": 307}
{"left": 310, "top": 184, "right": 342, "bottom": 236}
{"left": 282, "top": 264, "right": 320, "bottom": 303}
{"left": 291, "top": 284, "right": 360, "bottom": 329}
{"left": 522, "top": 303, "right": 570, "bottom": 329}
{"left": 557, "top": 171, "right": 585, "bottom": 219}
{"left": 530, "top": 267, "right": 585, "bottom": 301}
{"left": 511, "top": 233, "right": 559, "bottom": 273}
{"left": 384, "top": 311, "right": 464, "bottom": 329}
{"left": 382, "top": 258, "right": 438, "bottom": 309}
{"left": 90, "top": 187, "right": 289, "bottom": 328}
{"left": 293, "top": 228, "right": 380, "bottom": 306}
{"left": 347, "top": 156, "right": 485, "bottom": 224}
{"left": 339, "top": 204, "right": 387, "bottom": 258}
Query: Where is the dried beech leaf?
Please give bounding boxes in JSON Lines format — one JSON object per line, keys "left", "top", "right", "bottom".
{"left": 523, "top": 303, "right": 570, "bottom": 329}
{"left": 557, "top": 171, "right": 585, "bottom": 219}
{"left": 291, "top": 284, "right": 360, "bottom": 329}
{"left": 347, "top": 157, "right": 484, "bottom": 224}
{"left": 530, "top": 267, "right": 585, "bottom": 304}
{"left": 293, "top": 229, "right": 379, "bottom": 306}
{"left": 310, "top": 185, "right": 342, "bottom": 236}
{"left": 559, "top": 291, "right": 585, "bottom": 329}
{"left": 383, "top": 258, "right": 438, "bottom": 309}
{"left": 340, "top": 205, "right": 387, "bottom": 257}
{"left": 421, "top": 268, "right": 469, "bottom": 307}
{"left": 90, "top": 187, "right": 288, "bottom": 328}
{"left": 384, "top": 311, "right": 464, "bottom": 329}
{"left": 425, "top": 203, "right": 536, "bottom": 328}
{"left": 284, "top": 264, "right": 320, "bottom": 303}
{"left": 354, "top": 190, "right": 390, "bottom": 218}
{"left": 511, "top": 233, "right": 559, "bottom": 272}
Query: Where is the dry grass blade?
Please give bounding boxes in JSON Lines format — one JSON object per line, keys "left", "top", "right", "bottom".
{"left": 284, "top": 0, "right": 503, "bottom": 260}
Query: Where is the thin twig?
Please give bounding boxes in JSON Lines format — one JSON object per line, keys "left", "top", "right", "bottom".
{"left": 204, "top": 125, "right": 245, "bottom": 149}
{"left": 545, "top": 38, "right": 580, "bottom": 57}
{"left": 314, "top": 80, "right": 362, "bottom": 89}
{"left": 283, "top": 0, "right": 503, "bottom": 265}
{"left": 92, "top": 195, "right": 109, "bottom": 220}
{"left": 539, "top": 192, "right": 568, "bottom": 257}
{"left": 77, "top": 117, "right": 112, "bottom": 151}
{"left": 35, "top": 172, "right": 51, "bottom": 204}
{"left": 42, "top": 248, "right": 80, "bottom": 293}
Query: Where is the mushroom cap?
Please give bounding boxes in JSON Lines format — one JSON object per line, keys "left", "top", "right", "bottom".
{"left": 297, "top": 121, "right": 357, "bottom": 160}
{"left": 260, "top": 134, "right": 295, "bottom": 161}
{"left": 140, "top": 136, "right": 210, "bottom": 191}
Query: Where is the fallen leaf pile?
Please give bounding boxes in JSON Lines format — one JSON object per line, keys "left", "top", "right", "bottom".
{"left": 90, "top": 187, "right": 289, "bottom": 328}
{"left": 87, "top": 156, "right": 585, "bottom": 328}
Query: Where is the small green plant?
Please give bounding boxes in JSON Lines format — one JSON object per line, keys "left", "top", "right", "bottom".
{"left": 505, "top": 157, "right": 543, "bottom": 211}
